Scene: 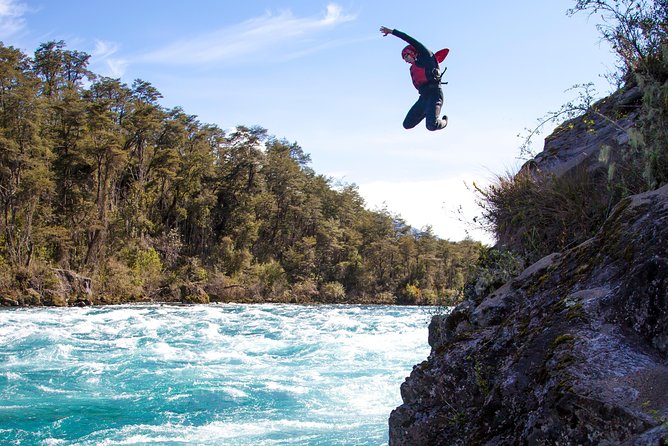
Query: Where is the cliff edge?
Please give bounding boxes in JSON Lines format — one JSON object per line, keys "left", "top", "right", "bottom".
{"left": 389, "top": 181, "right": 668, "bottom": 444}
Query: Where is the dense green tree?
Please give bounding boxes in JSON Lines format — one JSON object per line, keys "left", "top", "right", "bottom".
{"left": 212, "top": 125, "right": 266, "bottom": 265}
{"left": 0, "top": 44, "right": 52, "bottom": 267}
{"left": 33, "top": 40, "right": 93, "bottom": 98}
{"left": 81, "top": 78, "right": 130, "bottom": 265}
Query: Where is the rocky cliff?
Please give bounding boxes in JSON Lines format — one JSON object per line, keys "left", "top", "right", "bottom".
{"left": 526, "top": 85, "right": 641, "bottom": 179}
{"left": 388, "top": 87, "right": 668, "bottom": 445}
{"left": 390, "top": 171, "right": 668, "bottom": 444}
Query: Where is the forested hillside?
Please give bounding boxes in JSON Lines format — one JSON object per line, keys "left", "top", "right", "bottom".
{"left": 0, "top": 41, "right": 482, "bottom": 306}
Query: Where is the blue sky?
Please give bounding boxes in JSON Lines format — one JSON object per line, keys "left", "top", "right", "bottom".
{"left": 0, "top": 0, "right": 617, "bottom": 243}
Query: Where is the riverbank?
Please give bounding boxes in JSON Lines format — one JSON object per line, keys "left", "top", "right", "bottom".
{"left": 0, "top": 270, "right": 454, "bottom": 307}
{"left": 0, "top": 254, "right": 467, "bottom": 308}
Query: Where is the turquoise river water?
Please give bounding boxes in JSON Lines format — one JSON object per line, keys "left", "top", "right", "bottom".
{"left": 0, "top": 304, "right": 432, "bottom": 445}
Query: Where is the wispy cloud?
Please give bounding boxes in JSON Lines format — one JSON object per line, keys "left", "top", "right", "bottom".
{"left": 92, "top": 39, "right": 128, "bottom": 77}
{"left": 140, "top": 3, "right": 356, "bottom": 65}
{"left": 0, "top": 0, "right": 28, "bottom": 39}
{"left": 278, "top": 34, "right": 376, "bottom": 62}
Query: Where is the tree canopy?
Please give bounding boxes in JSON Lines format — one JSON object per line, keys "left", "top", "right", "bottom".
{"left": 0, "top": 41, "right": 482, "bottom": 306}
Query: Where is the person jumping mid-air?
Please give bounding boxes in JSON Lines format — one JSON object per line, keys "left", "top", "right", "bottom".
{"left": 380, "top": 26, "right": 449, "bottom": 131}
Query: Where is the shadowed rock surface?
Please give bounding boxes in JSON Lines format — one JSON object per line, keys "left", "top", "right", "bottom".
{"left": 389, "top": 184, "right": 668, "bottom": 445}
{"left": 525, "top": 85, "right": 642, "bottom": 179}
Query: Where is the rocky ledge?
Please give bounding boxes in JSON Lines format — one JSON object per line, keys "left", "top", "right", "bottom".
{"left": 389, "top": 184, "right": 668, "bottom": 445}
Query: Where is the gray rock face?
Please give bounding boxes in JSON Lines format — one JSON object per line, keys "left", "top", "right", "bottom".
{"left": 525, "top": 86, "right": 642, "bottom": 178}
{"left": 389, "top": 184, "right": 668, "bottom": 445}
{"left": 16, "top": 269, "right": 94, "bottom": 306}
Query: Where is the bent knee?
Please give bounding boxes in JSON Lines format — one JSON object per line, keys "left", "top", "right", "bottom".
{"left": 425, "top": 121, "right": 439, "bottom": 131}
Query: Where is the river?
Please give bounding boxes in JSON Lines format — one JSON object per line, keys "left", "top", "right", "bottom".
{"left": 0, "top": 304, "right": 432, "bottom": 445}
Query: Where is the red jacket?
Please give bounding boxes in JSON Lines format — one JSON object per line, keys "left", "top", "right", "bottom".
{"left": 409, "top": 48, "right": 450, "bottom": 90}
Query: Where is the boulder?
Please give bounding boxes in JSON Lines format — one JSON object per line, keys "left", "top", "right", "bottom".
{"left": 0, "top": 295, "right": 20, "bottom": 306}
{"left": 48, "top": 269, "right": 93, "bottom": 306}
{"left": 17, "top": 288, "right": 42, "bottom": 306}
{"left": 42, "top": 288, "right": 68, "bottom": 307}
{"left": 180, "top": 282, "right": 210, "bottom": 304}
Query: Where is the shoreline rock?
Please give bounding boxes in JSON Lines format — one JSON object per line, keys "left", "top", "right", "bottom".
{"left": 389, "top": 184, "right": 668, "bottom": 445}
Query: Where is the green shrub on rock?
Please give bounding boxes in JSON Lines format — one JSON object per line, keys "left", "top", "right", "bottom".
{"left": 319, "top": 281, "right": 346, "bottom": 303}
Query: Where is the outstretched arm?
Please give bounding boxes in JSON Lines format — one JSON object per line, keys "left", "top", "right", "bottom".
{"left": 379, "top": 27, "right": 430, "bottom": 57}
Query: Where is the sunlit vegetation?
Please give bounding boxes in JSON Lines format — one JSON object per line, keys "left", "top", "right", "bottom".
{"left": 0, "top": 41, "right": 483, "bottom": 305}
{"left": 477, "top": 0, "right": 667, "bottom": 265}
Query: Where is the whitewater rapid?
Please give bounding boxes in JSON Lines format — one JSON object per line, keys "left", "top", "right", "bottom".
{"left": 0, "top": 304, "right": 432, "bottom": 445}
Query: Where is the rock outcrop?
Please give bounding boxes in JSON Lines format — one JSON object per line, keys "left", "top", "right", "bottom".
{"left": 6, "top": 269, "right": 94, "bottom": 307}
{"left": 179, "top": 282, "right": 210, "bottom": 304}
{"left": 389, "top": 184, "right": 668, "bottom": 445}
{"left": 524, "top": 85, "right": 642, "bottom": 179}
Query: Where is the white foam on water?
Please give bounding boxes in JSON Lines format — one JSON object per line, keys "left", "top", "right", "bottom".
{"left": 92, "top": 418, "right": 365, "bottom": 444}
{"left": 41, "top": 438, "right": 67, "bottom": 445}
{"left": 77, "top": 361, "right": 108, "bottom": 375}
{"left": 199, "top": 321, "right": 225, "bottom": 342}
{"left": 0, "top": 321, "right": 38, "bottom": 346}
{"left": 108, "top": 391, "right": 142, "bottom": 400}
{"left": 201, "top": 349, "right": 249, "bottom": 362}
{"left": 35, "top": 385, "right": 70, "bottom": 394}
{"left": 150, "top": 341, "right": 177, "bottom": 359}
{"left": 1, "top": 304, "right": 431, "bottom": 445}
{"left": 220, "top": 386, "right": 249, "bottom": 399}
{"left": 165, "top": 393, "right": 191, "bottom": 402}
{"left": 113, "top": 337, "right": 138, "bottom": 350}
{"left": 4, "top": 371, "right": 21, "bottom": 380}
{"left": 330, "top": 375, "right": 405, "bottom": 416}
{"left": 264, "top": 380, "right": 310, "bottom": 395}
{"left": 149, "top": 341, "right": 199, "bottom": 362}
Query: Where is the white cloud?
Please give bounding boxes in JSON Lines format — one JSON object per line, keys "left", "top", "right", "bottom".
{"left": 140, "top": 3, "right": 355, "bottom": 65}
{"left": 0, "top": 0, "right": 27, "bottom": 39}
{"left": 93, "top": 40, "right": 118, "bottom": 59}
{"left": 92, "top": 39, "right": 128, "bottom": 77}
{"left": 358, "top": 176, "right": 495, "bottom": 244}
{"left": 103, "top": 58, "right": 129, "bottom": 77}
